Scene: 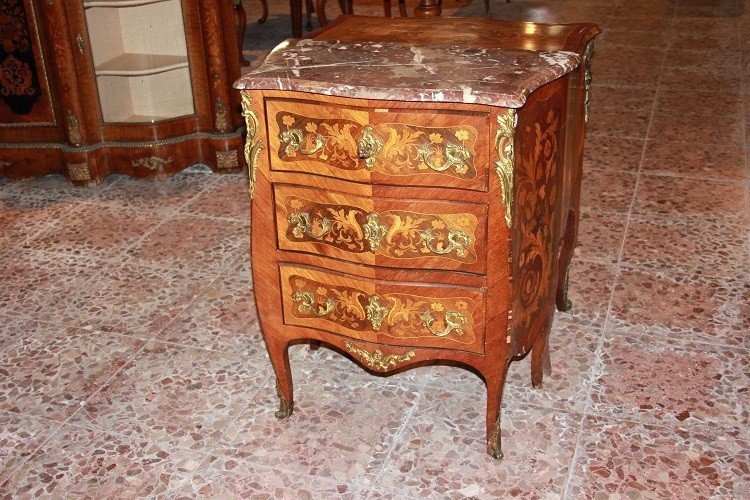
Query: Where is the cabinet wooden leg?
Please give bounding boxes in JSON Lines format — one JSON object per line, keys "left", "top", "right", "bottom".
{"left": 317, "top": 0, "right": 328, "bottom": 25}
{"left": 555, "top": 209, "right": 577, "bottom": 312}
{"left": 290, "top": 0, "right": 303, "bottom": 37}
{"left": 305, "top": 0, "right": 315, "bottom": 30}
{"left": 485, "top": 364, "right": 509, "bottom": 460}
{"left": 234, "top": 1, "right": 251, "bottom": 67}
{"left": 309, "top": 340, "right": 321, "bottom": 351}
{"left": 531, "top": 328, "right": 551, "bottom": 389}
{"left": 268, "top": 338, "right": 294, "bottom": 419}
{"left": 414, "top": 0, "right": 441, "bottom": 17}
{"left": 258, "top": 0, "right": 269, "bottom": 23}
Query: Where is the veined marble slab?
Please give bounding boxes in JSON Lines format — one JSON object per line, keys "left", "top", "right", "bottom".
{"left": 234, "top": 38, "right": 580, "bottom": 109}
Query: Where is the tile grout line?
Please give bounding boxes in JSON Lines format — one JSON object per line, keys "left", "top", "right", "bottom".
{"left": 561, "top": 2, "right": 675, "bottom": 496}
{"left": 363, "top": 381, "right": 429, "bottom": 498}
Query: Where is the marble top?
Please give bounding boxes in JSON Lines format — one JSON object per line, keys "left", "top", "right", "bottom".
{"left": 234, "top": 39, "right": 580, "bottom": 108}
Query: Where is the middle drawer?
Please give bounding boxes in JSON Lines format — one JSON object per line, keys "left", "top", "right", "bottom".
{"left": 274, "top": 184, "right": 487, "bottom": 274}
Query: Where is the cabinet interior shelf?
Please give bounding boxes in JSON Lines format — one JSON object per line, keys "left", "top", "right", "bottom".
{"left": 94, "top": 53, "right": 189, "bottom": 76}
{"left": 83, "top": 0, "right": 171, "bottom": 8}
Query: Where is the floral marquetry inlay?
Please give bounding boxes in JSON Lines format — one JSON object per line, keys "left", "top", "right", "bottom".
{"left": 288, "top": 274, "right": 477, "bottom": 344}
{"left": 514, "top": 104, "right": 561, "bottom": 332}
{"left": 275, "top": 112, "right": 478, "bottom": 179}
{"left": 283, "top": 197, "right": 478, "bottom": 263}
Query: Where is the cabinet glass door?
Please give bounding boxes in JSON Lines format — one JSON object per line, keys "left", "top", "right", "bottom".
{"left": 83, "top": 0, "right": 195, "bottom": 123}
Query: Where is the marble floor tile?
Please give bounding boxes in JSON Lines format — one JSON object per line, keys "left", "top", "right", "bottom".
{"left": 574, "top": 210, "right": 628, "bottom": 265}
{"left": 0, "top": 250, "right": 106, "bottom": 321}
{"left": 158, "top": 257, "right": 259, "bottom": 355}
{"left": 660, "top": 65, "right": 741, "bottom": 91}
{"left": 0, "top": 424, "right": 205, "bottom": 499}
{"left": 375, "top": 389, "right": 583, "bottom": 498}
{"left": 127, "top": 215, "right": 248, "bottom": 274}
{"left": 566, "top": 259, "right": 618, "bottom": 328}
{"left": 68, "top": 340, "right": 268, "bottom": 452}
{"left": 0, "top": 322, "right": 143, "bottom": 422}
{"left": 214, "top": 365, "right": 420, "bottom": 486}
{"left": 46, "top": 263, "right": 214, "bottom": 336}
{"left": 0, "top": 412, "right": 55, "bottom": 478}
{"left": 180, "top": 173, "right": 251, "bottom": 221}
{"left": 668, "top": 20, "right": 740, "bottom": 51}
{"left": 605, "top": 14, "right": 672, "bottom": 32}
{"left": 0, "top": 175, "right": 111, "bottom": 207}
{"left": 22, "top": 202, "right": 166, "bottom": 260}
{"left": 640, "top": 139, "right": 746, "bottom": 180}
{"left": 92, "top": 170, "right": 216, "bottom": 212}
{"left": 599, "top": 28, "right": 670, "bottom": 47}
{"left": 580, "top": 169, "right": 638, "bottom": 214}
{"left": 609, "top": 266, "right": 750, "bottom": 347}
{"left": 587, "top": 104, "right": 653, "bottom": 139}
{"left": 589, "top": 329, "right": 750, "bottom": 437}
{"left": 594, "top": 84, "right": 658, "bottom": 112}
{"left": 594, "top": 46, "right": 665, "bottom": 86}
{"left": 648, "top": 110, "right": 744, "bottom": 146}
{"left": 583, "top": 134, "right": 644, "bottom": 173}
{"left": 174, "top": 457, "right": 362, "bottom": 499}
{"left": 632, "top": 175, "right": 749, "bottom": 219}
{"left": 0, "top": 202, "right": 87, "bottom": 256}
{"left": 567, "top": 416, "right": 750, "bottom": 498}
{"left": 0, "top": 315, "right": 28, "bottom": 351}
{"left": 621, "top": 214, "right": 750, "bottom": 275}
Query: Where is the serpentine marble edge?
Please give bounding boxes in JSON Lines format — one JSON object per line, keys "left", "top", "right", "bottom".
{"left": 234, "top": 39, "right": 579, "bottom": 108}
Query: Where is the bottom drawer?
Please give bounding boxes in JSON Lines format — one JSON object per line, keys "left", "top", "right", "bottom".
{"left": 279, "top": 264, "right": 486, "bottom": 354}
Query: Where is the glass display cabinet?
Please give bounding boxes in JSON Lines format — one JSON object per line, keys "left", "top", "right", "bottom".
{"left": 0, "top": 0, "right": 244, "bottom": 184}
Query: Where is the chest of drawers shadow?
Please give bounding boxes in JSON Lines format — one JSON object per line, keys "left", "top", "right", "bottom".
{"left": 235, "top": 32, "right": 595, "bottom": 458}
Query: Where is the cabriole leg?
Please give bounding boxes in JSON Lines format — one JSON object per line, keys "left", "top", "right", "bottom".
{"left": 531, "top": 328, "right": 552, "bottom": 389}
{"left": 267, "top": 337, "right": 294, "bottom": 419}
{"left": 485, "top": 364, "right": 510, "bottom": 460}
{"left": 556, "top": 209, "right": 577, "bottom": 312}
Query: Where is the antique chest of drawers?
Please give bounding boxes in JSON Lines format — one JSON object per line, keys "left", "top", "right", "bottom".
{"left": 235, "top": 19, "right": 598, "bottom": 459}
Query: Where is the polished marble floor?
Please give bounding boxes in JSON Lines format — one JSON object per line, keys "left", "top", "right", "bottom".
{"left": 2, "top": 0, "right": 750, "bottom": 498}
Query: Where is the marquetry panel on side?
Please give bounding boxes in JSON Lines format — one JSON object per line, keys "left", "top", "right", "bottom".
{"left": 510, "top": 77, "right": 568, "bottom": 355}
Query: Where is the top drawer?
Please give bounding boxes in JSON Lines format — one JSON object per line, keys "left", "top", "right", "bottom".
{"left": 265, "top": 97, "right": 491, "bottom": 191}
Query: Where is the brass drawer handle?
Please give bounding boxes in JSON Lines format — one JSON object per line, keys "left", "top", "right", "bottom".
{"left": 420, "top": 310, "right": 467, "bottom": 337}
{"left": 420, "top": 228, "right": 471, "bottom": 258}
{"left": 362, "top": 212, "right": 388, "bottom": 252}
{"left": 289, "top": 211, "right": 331, "bottom": 239}
{"left": 280, "top": 128, "right": 325, "bottom": 156}
{"left": 292, "top": 290, "right": 335, "bottom": 317}
{"left": 364, "top": 295, "right": 390, "bottom": 331}
{"left": 357, "top": 126, "right": 383, "bottom": 169}
{"left": 417, "top": 143, "right": 472, "bottom": 173}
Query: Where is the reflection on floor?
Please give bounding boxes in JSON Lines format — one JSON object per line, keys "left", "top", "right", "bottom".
{"left": 1, "top": 0, "right": 749, "bottom": 497}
